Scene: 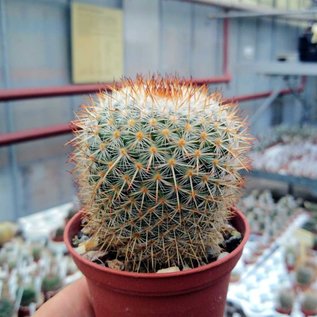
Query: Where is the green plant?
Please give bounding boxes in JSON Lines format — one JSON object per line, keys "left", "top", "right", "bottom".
{"left": 41, "top": 274, "right": 62, "bottom": 292}
{"left": 20, "top": 287, "right": 37, "bottom": 307}
{"left": 54, "top": 227, "right": 64, "bottom": 238}
{"left": 284, "top": 245, "right": 299, "bottom": 270}
{"left": 71, "top": 76, "right": 251, "bottom": 272}
{"left": 296, "top": 265, "right": 315, "bottom": 285}
{"left": 276, "top": 288, "right": 294, "bottom": 312}
{"left": 32, "top": 247, "right": 42, "bottom": 262}
{"left": 52, "top": 227, "right": 65, "bottom": 242}
{"left": 8, "top": 260, "right": 16, "bottom": 272}
{"left": 301, "top": 291, "right": 317, "bottom": 312}
{"left": 65, "top": 208, "right": 78, "bottom": 223}
{"left": 0, "top": 298, "right": 14, "bottom": 317}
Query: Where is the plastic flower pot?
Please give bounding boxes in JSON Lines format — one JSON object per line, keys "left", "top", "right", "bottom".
{"left": 18, "top": 306, "right": 33, "bottom": 317}
{"left": 302, "top": 309, "right": 317, "bottom": 317}
{"left": 18, "top": 306, "right": 30, "bottom": 317}
{"left": 65, "top": 208, "right": 249, "bottom": 317}
{"left": 18, "top": 305, "right": 39, "bottom": 317}
{"left": 275, "top": 307, "right": 292, "bottom": 315}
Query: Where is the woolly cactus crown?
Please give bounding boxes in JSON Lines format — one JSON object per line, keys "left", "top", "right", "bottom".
{"left": 71, "top": 76, "right": 250, "bottom": 272}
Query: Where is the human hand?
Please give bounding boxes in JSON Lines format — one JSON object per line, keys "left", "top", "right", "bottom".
{"left": 34, "top": 277, "right": 94, "bottom": 317}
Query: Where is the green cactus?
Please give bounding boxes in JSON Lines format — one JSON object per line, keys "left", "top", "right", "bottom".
{"left": 32, "top": 247, "right": 42, "bottom": 262}
{"left": 277, "top": 288, "right": 294, "bottom": 312}
{"left": 55, "top": 227, "right": 64, "bottom": 238}
{"left": 301, "top": 292, "right": 317, "bottom": 312}
{"left": 65, "top": 208, "right": 78, "bottom": 223}
{"left": 20, "top": 288, "right": 37, "bottom": 307}
{"left": 296, "top": 265, "right": 315, "bottom": 286}
{"left": 71, "top": 76, "right": 251, "bottom": 272}
{"left": 41, "top": 274, "right": 62, "bottom": 292}
{"left": 0, "top": 299, "right": 14, "bottom": 317}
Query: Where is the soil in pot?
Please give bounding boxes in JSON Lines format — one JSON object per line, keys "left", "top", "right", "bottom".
{"left": 71, "top": 213, "right": 243, "bottom": 273}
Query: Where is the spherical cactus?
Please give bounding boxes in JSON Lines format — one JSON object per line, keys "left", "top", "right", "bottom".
{"left": 71, "top": 76, "right": 251, "bottom": 272}
{"left": 41, "top": 274, "right": 62, "bottom": 293}
{"left": 32, "top": 247, "right": 42, "bottom": 262}
{"left": 276, "top": 288, "right": 294, "bottom": 314}
{"left": 51, "top": 227, "right": 64, "bottom": 243}
{"left": 301, "top": 291, "right": 317, "bottom": 315}
{"left": 296, "top": 265, "right": 315, "bottom": 287}
{"left": 20, "top": 288, "right": 37, "bottom": 307}
{"left": 0, "top": 298, "right": 14, "bottom": 317}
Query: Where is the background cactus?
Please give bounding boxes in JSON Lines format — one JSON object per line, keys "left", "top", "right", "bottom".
{"left": 0, "top": 299, "right": 14, "bottom": 317}
{"left": 301, "top": 291, "right": 317, "bottom": 313}
{"left": 296, "top": 265, "right": 315, "bottom": 286}
{"left": 276, "top": 288, "right": 294, "bottom": 313}
{"left": 20, "top": 288, "right": 37, "bottom": 307}
{"left": 71, "top": 76, "right": 251, "bottom": 272}
{"left": 41, "top": 274, "right": 62, "bottom": 293}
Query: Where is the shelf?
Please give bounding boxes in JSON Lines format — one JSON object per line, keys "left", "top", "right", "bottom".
{"left": 246, "top": 169, "right": 317, "bottom": 194}
{"left": 228, "top": 212, "right": 311, "bottom": 317}
{"left": 238, "top": 61, "right": 317, "bottom": 76}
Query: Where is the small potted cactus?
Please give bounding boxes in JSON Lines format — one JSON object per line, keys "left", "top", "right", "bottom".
{"left": 0, "top": 298, "right": 14, "bottom": 317}
{"left": 51, "top": 227, "right": 64, "bottom": 242}
{"left": 18, "top": 287, "right": 37, "bottom": 317}
{"left": 65, "top": 76, "right": 251, "bottom": 316}
{"left": 48, "top": 227, "right": 66, "bottom": 254}
{"left": 295, "top": 265, "right": 315, "bottom": 292}
{"left": 301, "top": 291, "right": 317, "bottom": 316}
{"left": 275, "top": 288, "right": 295, "bottom": 315}
{"left": 41, "top": 274, "right": 63, "bottom": 302}
{"left": 31, "top": 246, "right": 42, "bottom": 263}
{"left": 284, "top": 245, "right": 299, "bottom": 272}
{"left": 65, "top": 207, "right": 79, "bottom": 224}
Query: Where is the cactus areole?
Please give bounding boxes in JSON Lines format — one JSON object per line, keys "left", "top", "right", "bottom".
{"left": 66, "top": 76, "right": 251, "bottom": 317}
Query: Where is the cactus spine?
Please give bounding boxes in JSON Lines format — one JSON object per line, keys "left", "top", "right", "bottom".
{"left": 71, "top": 76, "right": 251, "bottom": 272}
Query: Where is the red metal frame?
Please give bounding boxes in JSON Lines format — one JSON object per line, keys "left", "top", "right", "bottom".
{"left": 0, "top": 124, "right": 71, "bottom": 146}
{"left": 0, "top": 18, "right": 306, "bottom": 147}
{"left": 0, "top": 78, "right": 305, "bottom": 146}
{"left": 227, "top": 77, "right": 306, "bottom": 103}
{"left": 0, "top": 83, "right": 112, "bottom": 101}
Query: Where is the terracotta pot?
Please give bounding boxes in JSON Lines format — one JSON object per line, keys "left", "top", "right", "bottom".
{"left": 47, "top": 237, "right": 67, "bottom": 254}
{"left": 18, "top": 306, "right": 38, "bottom": 317}
{"left": 301, "top": 308, "right": 317, "bottom": 317}
{"left": 295, "top": 283, "right": 312, "bottom": 293}
{"left": 18, "top": 306, "right": 30, "bottom": 317}
{"left": 18, "top": 303, "right": 40, "bottom": 316}
{"left": 52, "top": 235, "right": 64, "bottom": 242}
{"left": 65, "top": 208, "right": 249, "bottom": 317}
{"left": 275, "top": 307, "right": 292, "bottom": 315}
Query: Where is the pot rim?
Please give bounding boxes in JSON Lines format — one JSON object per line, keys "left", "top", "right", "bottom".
{"left": 64, "top": 207, "right": 249, "bottom": 279}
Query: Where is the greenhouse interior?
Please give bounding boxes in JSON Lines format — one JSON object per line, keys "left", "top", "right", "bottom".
{"left": 0, "top": 0, "right": 317, "bottom": 316}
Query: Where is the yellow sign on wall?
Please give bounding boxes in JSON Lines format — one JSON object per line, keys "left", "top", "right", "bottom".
{"left": 71, "top": 3, "right": 123, "bottom": 83}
